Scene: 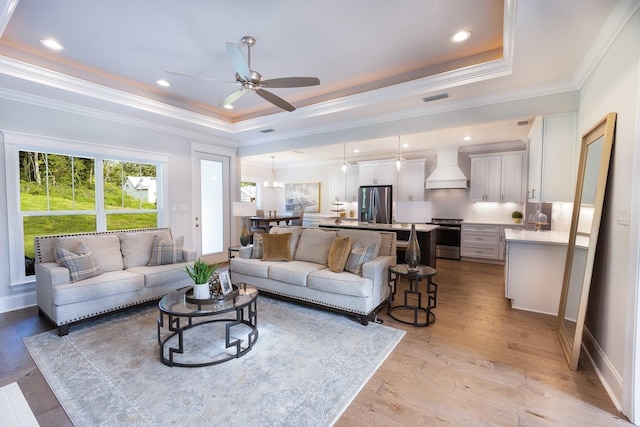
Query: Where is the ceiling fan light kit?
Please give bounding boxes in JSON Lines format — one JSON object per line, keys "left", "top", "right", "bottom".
{"left": 169, "top": 35, "right": 320, "bottom": 112}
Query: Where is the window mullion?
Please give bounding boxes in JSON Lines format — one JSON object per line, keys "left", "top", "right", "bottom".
{"left": 95, "top": 156, "right": 106, "bottom": 231}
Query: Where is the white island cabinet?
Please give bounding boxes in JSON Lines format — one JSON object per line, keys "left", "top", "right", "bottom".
{"left": 504, "top": 229, "right": 569, "bottom": 315}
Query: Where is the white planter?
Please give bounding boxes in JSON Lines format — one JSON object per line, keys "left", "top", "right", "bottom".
{"left": 193, "top": 283, "right": 210, "bottom": 299}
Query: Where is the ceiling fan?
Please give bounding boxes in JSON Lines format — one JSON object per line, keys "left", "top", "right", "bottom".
{"left": 167, "top": 36, "right": 320, "bottom": 112}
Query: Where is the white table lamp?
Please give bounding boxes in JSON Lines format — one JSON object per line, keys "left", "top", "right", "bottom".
{"left": 396, "top": 201, "right": 432, "bottom": 270}
{"left": 232, "top": 201, "right": 257, "bottom": 246}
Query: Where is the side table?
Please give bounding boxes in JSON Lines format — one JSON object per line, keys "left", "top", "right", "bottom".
{"left": 387, "top": 264, "right": 438, "bottom": 327}
{"left": 228, "top": 245, "right": 251, "bottom": 259}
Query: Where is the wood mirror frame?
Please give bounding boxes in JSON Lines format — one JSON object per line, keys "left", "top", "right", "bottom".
{"left": 556, "top": 112, "right": 616, "bottom": 370}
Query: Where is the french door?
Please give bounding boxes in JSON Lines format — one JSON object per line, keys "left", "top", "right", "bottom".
{"left": 192, "top": 151, "right": 230, "bottom": 265}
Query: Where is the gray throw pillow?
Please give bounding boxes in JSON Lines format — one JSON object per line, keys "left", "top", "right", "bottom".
{"left": 344, "top": 243, "right": 376, "bottom": 276}
{"left": 147, "top": 235, "right": 184, "bottom": 266}
{"left": 54, "top": 242, "right": 102, "bottom": 282}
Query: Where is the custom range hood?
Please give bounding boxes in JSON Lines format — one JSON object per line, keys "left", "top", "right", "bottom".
{"left": 425, "top": 147, "right": 468, "bottom": 189}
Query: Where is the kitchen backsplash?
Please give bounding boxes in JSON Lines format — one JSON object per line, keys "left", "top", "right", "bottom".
{"left": 429, "top": 189, "right": 524, "bottom": 224}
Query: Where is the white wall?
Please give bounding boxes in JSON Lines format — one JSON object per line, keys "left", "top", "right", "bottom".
{"left": 577, "top": 9, "right": 640, "bottom": 411}
{"left": 0, "top": 97, "right": 231, "bottom": 311}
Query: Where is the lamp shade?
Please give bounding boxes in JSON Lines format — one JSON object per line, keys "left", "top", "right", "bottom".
{"left": 395, "top": 201, "right": 432, "bottom": 224}
{"left": 232, "top": 201, "right": 256, "bottom": 217}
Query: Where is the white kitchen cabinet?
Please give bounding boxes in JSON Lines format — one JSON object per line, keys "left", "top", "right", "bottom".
{"left": 358, "top": 161, "right": 396, "bottom": 186}
{"left": 469, "top": 152, "right": 525, "bottom": 202}
{"left": 527, "top": 112, "right": 577, "bottom": 202}
{"left": 461, "top": 224, "right": 501, "bottom": 260}
{"left": 345, "top": 165, "right": 359, "bottom": 202}
{"left": 329, "top": 165, "right": 359, "bottom": 203}
{"left": 499, "top": 225, "right": 521, "bottom": 260}
{"left": 397, "top": 159, "right": 426, "bottom": 201}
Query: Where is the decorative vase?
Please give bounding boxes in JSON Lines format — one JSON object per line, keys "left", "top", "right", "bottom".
{"left": 405, "top": 223, "right": 421, "bottom": 271}
{"left": 193, "top": 283, "right": 210, "bottom": 299}
{"left": 513, "top": 218, "right": 522, "bottom": 224}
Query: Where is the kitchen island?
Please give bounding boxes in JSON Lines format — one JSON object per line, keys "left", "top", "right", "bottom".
{"left": 319, "top": 221, "right": 438, "bottom": 267}
{"left": 504, "top": 229, "right": 569, "bottom": 315}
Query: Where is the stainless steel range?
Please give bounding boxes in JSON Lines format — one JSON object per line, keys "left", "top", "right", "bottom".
{"left": 431, "top": 218, "right": 463, "bottom": 260}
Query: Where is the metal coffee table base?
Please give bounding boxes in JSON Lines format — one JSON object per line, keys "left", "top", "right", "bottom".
{"left": 157, "top": 298, "right": 258, "bottom": 367}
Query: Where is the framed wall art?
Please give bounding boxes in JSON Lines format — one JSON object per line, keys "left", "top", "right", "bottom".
{"left": 285, "top": 183, "right": 320, "bottom": 213}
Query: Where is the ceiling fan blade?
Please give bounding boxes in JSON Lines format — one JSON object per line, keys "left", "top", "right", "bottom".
{"left": 262, "top": 77, "right": 320, "bottom": 88}
{"left": 225, "top": 42, "right": 251, "bottom": 81}
{"left": 219, "top": 88, "right": 247, "bottom": 108}
{"left": 256, "top": 89, "right": 296, "bottom": 112}
{"left": 165, "top": 70, "right": 237, "bottom": 84}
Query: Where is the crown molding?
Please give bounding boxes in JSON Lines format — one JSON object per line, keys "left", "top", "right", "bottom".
{"left": 572, "top": 0, "right": 640, "bottom": 88}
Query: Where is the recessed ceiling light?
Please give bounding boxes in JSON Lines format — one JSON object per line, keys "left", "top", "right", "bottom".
{"left": 353, "top": 149, "right": 360, "bottom": 153}
{"left": 40, "top": 38, "right": 64, "bottom": 51}
{"left": 450, "top": 30, "right": 471, "bottom": 43}
{"left": 155, "top": 79, "right": 171, "bottom": 87}
{"left": 223, "top": 104, "right": 234, "bottom": 110}
{"left": 402, "top": 143, "right": 409, "bottom": 148}
{"left": 464, "top": 136, "right": 472, "bottom": 141}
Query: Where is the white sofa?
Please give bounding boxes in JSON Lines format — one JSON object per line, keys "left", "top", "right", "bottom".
{"left": 34, "top": 227, "right": 196, "bottom": 335}
{"left": 229, "top": 226, "right": 396, "bottom": 325}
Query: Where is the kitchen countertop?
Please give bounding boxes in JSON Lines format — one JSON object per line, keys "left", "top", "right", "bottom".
{"left": 318, "top": 221, "right": 439, "bottom": 232}
{"left": 463, "top": 221, "right": 525, "bottom": 226}
{"left": 504, "top": 229, "right": 569, "bottom": 245}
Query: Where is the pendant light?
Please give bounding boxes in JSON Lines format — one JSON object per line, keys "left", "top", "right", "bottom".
{"left": 264, "top": 156, "right": 283, "bottom": 189}
{"left": 394, "top": 136, "right": 406, "bottom": 171}
{"left": 341, "top": 143, "right": 350, "bottom": 173}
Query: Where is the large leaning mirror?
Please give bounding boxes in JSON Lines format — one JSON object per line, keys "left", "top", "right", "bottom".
{"left": 556, "top": 113, "right": 616, "bottom": 370}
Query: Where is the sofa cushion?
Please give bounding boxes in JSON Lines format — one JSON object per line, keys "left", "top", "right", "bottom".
{"left": 54, "top": 242, "right": 102, "bottom": 282}
{"left": 147, "top": 235, "right": 184, "bottom": 266}
{"left": 337, "top": 229, "right": 382, "bottom": 258}
{"left": 120, "top": 230, "right": 172, "bottom": 268}
{"left": 293, "top": 229, "right": 337, "bottom": 266}
{"left": 328, "top": 236, "right": 351, "bottom": 273}
{"left": 230, "top": 258, "right": 271, "bottom": 279}
{"left": 268, "top": 261, "right": 326, "bottom": 286}
{"left": 308, "top": 269, "right": 374, "bottom": 298}
{"left": 52, "top": 270, "right": 144, "bottom": 306}
{"left": 127, "top": 263, "right": 190, "bottom": 288}
{"left": 251, "top": 234, "right": 264, "bottom": 259}
{"left": 269, "top": 226, "right": 303, "bottom": 259}
{"left": 344, "top": 243, "right": 376, "bottom": 276}
{"left": 54, "top": 234, "right": 123, "bottom": 273}
{"left": 262, "top": 233, "right": 292, "bottom": 261}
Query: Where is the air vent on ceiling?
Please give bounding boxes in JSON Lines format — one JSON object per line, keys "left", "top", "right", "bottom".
{"left": 260, "top": 128, "right": 275, "bottom": 134}
{"left": 517, "top": 120, "right": 530, "bottom": 126}
{"left": 422, "top": 93, "right": 449, "bottom": 103}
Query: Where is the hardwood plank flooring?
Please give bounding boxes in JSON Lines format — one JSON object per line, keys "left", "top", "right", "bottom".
{"left": 0, "top": 259, "right": 630, "bottom": 426}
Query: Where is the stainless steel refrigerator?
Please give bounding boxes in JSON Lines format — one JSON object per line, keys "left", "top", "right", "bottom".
{"left": 358, "top": 185, "right": 393, "bottom": 224}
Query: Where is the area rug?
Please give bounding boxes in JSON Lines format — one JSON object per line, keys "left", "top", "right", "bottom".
{"left": 24, "top": 297, "right": 404, "bottom": 426}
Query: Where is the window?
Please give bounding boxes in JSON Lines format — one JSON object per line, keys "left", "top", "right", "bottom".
{"left": 240, "top": 181, "right": 257, "bottom": 202}
{"left": 4, "top": 132, "right": 167, "bottom": 285}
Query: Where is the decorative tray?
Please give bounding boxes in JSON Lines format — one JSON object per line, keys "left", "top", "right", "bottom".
{"left": 185, "top": 284, "right": 239, "bottom": 304}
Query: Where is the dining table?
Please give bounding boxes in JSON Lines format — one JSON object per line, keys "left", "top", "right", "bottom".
{"left": 249, "top": 214, "right": 301, "bottom": 230}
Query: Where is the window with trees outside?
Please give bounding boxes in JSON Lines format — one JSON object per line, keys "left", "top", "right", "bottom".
{"left": 240, "top": 181, "right": 257, "bottom": 202}
{"left": 3, "top": 130, "right": 168, "bottom": 286}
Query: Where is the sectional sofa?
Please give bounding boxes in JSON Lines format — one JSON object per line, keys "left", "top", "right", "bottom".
{"left": 34, "top": 227, "right": 196, "bottom": 335}
{"left": 229, "top": 226, "right": 396, "bottom": 325}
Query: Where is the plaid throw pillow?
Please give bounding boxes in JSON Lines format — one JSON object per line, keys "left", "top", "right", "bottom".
{"left": 344, "top": 243, "right": 376, "bottom": 276}
{"left": 147, "top": 235, "right": 184, "bottom": 266}
{"left": 54, "top": 242, "right": 102, "bottom": 282}
{"left": 251, "top": 234, "right": 264, "bottom": 259}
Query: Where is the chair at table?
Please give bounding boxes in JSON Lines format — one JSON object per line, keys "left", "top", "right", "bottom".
{"left": 290, "top": 209, "right": 304, "bottom": 226}
{"left": 251, "top": 209, "right": 269, "bottom": 238}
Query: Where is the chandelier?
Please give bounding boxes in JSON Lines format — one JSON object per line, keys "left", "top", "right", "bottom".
{"left": 264, "top": 156, "right": 283, "bottom": 189}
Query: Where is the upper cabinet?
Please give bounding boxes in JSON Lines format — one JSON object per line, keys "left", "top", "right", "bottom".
{"left": 527, "top": 113, "right": 577, "bottom": 202}
{"left": 329, "top": 165, "right": 359, "bottom": 203}
{"left": 397, "top": 159, "right": 426, "bottom": 201}
{"left": 469, "top": 152, "right": 526, "bottom": 203}
{"left": 358, "top": 160, "right": 396, "bottom": 187}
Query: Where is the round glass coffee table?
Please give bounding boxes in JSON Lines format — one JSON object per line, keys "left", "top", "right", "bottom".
{"left": 157, "top": 283, "right": 258, "bottom": 367}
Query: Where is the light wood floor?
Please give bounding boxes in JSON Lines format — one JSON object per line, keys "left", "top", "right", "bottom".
{"left": 0, "top": 259, "right": 630, "bottom": 426}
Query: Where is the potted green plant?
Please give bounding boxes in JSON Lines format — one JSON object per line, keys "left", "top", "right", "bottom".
{"left": 511, "top": 211, "right": 523, "bottom": 224}
{"left": 185, "top": 259, "right": 218, "bottom": 299}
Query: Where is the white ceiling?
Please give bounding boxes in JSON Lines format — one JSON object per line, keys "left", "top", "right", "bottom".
{"left": 0, "top": 0, "right": 626, "bottom": 166}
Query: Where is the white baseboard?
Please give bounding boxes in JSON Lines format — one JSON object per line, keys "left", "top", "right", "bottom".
{"left": 582, "top": 326, "right": 624, "bottom": 410}
{"left": 0, "top": 292, "right": 37, "bottom": 314}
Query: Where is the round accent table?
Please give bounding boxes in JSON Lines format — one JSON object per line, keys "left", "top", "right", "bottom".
{"left": 387, "top": 264, "right": 438, "bottom": 327}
